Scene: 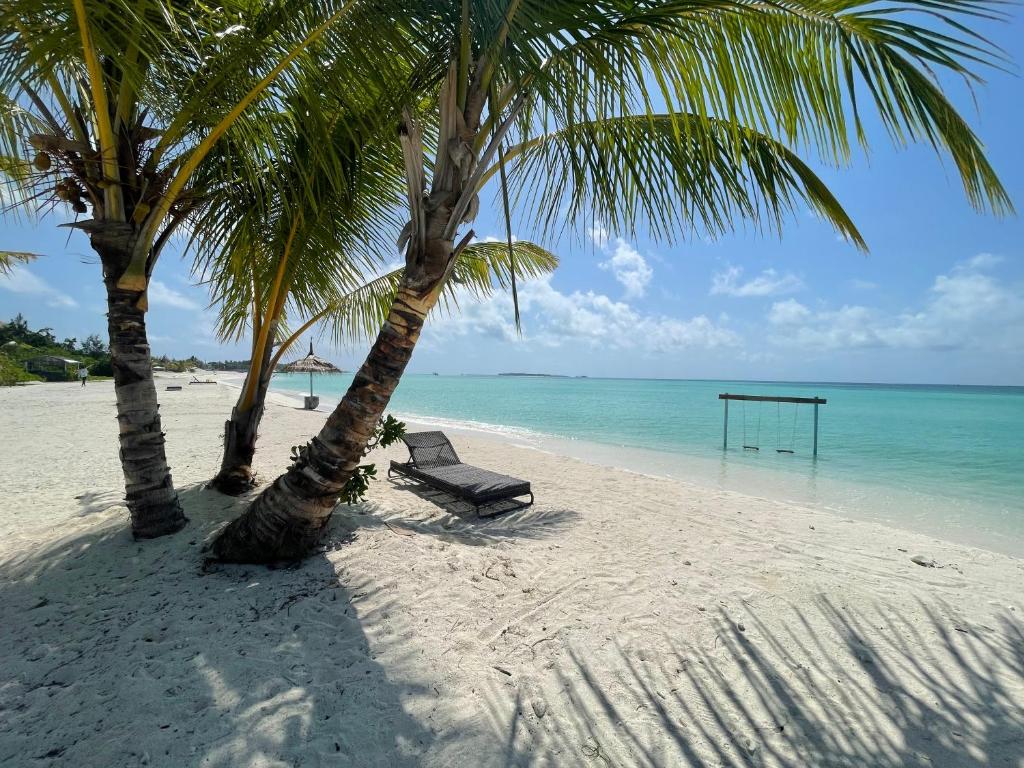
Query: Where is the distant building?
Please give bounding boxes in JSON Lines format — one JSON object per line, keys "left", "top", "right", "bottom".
{"left": 24, "top": 355, "right": 81, "bottom": 381}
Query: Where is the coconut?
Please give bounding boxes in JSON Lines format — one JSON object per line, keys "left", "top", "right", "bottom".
{"left": 33, "top": 152, "right": 52, "bottom": 171}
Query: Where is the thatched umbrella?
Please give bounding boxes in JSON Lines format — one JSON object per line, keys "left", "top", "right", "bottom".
{"left": 281, "top": 342, "right": 343, "bottom": 401}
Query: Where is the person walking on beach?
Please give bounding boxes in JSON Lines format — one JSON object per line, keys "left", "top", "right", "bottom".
{"left": 78, "top": 366, "right": 88, "bottom": 387}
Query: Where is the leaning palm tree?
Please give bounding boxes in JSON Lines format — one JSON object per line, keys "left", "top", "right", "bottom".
{"left": 0, "top": 0, "right": 378, "bottom": 538}
{"left": 206, "top": 240, "right": 557, "bottom": 494}
{"left": 192, "top": 51, "right": 558, "bottom": 493}
{"left": 212, "top": 0, "right": 1011, "bottom": 562}
{"left": 190, "top": 59, "right": 410, "bottom": 494}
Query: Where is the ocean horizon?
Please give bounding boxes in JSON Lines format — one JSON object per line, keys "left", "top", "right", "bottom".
{"left": 272, "top": 372, "right": 1024, "bottom": 557}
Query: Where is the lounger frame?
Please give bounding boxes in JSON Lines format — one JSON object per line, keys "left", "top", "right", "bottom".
{"left": 387, "top": 431, "right": 534, "bottom": 516}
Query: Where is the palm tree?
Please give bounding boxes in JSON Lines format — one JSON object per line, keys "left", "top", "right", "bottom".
{"left": 187, "top": 49, "right": 558, "bottom": 494}
{"left": 200, "top": 0, "right": 1008, "bottom": 563}
{"left": 205, "top": 240, "right": 557, "bottom": 494}
{"left": 189, "top": 58, "right": 410, "bottom": 494}
{"left": 0, "top": 0, "right": 372, "bottom": 538}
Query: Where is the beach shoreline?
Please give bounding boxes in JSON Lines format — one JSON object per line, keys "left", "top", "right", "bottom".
{"left": 265, "top": 379, "right": 1024, "bottom": 559}
{"left": 1, "top": 378, "right": 1021, "bottom": 767}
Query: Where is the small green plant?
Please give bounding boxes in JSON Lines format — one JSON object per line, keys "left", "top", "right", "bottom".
{"left": 289, "top": 415, "right": 405, "bottom": 506}
{"left": 339, "top": 463, "right": 378, "bottom": 505}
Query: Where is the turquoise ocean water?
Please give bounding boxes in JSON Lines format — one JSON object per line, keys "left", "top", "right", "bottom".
{"left": 273, "top": 374, "right": 1024, "bottom": 556}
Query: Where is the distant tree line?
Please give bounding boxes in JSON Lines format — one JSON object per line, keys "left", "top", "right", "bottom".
{"left": 203, "top": 359, "right": 254, "bottom": 372}
{"left": 151, "top": 354, "right": 205, "bottom": 373}
{"left": 0, "top": 313, "right": 112, "bottom": 384}
{"left": 0, "top": 314, "right": 223, "bottom": 383}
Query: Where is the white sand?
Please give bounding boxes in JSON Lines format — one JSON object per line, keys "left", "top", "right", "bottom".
{"left": 1, "top": 379, "right": 1022, "bottom": 767}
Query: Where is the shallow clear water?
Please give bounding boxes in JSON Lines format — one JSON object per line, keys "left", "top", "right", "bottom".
{"left": 273, "top": 373, "right": 1024, "bottom": 555}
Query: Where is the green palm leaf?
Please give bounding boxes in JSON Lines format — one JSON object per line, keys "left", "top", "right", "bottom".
{"left": 475, "top": 0, "right": 1011, "bottom": 243}
{"left": 490, "top": 113, "right": 867, "bottom": 248}
{"left": 314, "top": 239, "right": 558, "bottom": 349}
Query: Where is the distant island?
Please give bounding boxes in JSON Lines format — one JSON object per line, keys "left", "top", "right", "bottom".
{"left": 498, "top": 372, "right": 587, "bottom": 378}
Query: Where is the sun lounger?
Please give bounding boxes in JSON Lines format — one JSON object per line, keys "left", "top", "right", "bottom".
{"left": 388, "top": 431, "right": 533, "bottom": 516}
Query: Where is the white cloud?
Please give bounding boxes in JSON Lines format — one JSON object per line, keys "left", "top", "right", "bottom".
{"left": 710, "top": 266, "right": 804, "bottom": 297}
{"left": 768, "top": 299, "right": 812, "bottom": 326}
{"left": 598, "top": 240, "right": 653, "bottom": 299}
{"left": 480, "top": 235, "right": 517, "bottom": 245}
{"left": 427, "top": 275, "right": 738, "bottom": 353}
{"left": 588, "top": 226, "right": 653, "bottom": 299}
{"left": 766, "top": 254, "right": 1023, "bottom": 353}
{"left": 0, "top": 267, "right": 78, "bottom": 308}
{"left": 587, "top": 224, "right": 610, "bottom": 249}
{"left": 955, "top": 252, "right": 1003, "bottom": 273}
{"left": 148, "top": 280, "right": 201, "bottom": 311}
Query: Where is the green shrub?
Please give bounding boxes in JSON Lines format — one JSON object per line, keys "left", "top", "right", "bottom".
{"left": 88, "top": 357, "right": 114, "bottom": 377}
{"left": 0, "top": 354, "right": 41, "bottom": 386}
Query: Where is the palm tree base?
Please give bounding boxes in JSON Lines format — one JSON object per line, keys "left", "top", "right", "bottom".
{"left": 211, "top": 477, "right": 330, "bottom": 563}
{"left": 208, "top": 467, "right": 258, "bottom": 496}
{"left": 130, "top": 493, "right": 189, "bottom": 539}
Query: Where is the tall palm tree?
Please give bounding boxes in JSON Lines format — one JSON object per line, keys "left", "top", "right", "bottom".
{"left": 0, "top": 0, "right": 374, "bottom": 538}
{"left": 200, "top": 0, "right": 1009, "bottom": 563}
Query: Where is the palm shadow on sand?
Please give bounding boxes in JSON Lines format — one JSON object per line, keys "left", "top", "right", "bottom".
{"left": 4, "top": 482, "right": 1020, "bottom": 767}
{"left": 0, "top": 484, "right": 443, "bottom": 767}
{"left": 382, "top": 475, "right": 581, "bottom": 547}
{"left": 482, "top": 595, "right": 1024, "bottom": 767}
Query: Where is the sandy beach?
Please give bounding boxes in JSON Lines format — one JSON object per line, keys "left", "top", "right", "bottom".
{"left": 1, "top": 377, "right": 1022, "bottom": 767}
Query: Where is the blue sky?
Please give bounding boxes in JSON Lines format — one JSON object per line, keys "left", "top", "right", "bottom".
{"left": 2, "top": 14, "right": 1022, "bottom": 385}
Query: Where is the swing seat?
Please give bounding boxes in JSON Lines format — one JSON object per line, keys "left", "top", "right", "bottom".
{"left": 776, "top": 449, "right": 794, "bottom": 454}
{"left": 742, "top": 445, "right": 760, "bottom": 451}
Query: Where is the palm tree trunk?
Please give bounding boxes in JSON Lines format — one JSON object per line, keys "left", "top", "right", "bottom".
{"left": 211, "top": 280, "right": 437, "bottom": 562}
{"left": 209, "top": 325, "right": 277, "bottom": 495}
{"left": 102, "top": 268, "right": 188, "bottom": 539}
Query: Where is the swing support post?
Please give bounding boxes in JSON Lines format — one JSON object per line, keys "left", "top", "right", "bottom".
{"left": 813, "top": 401, "right": 819, "bottom": 458}
{"left": 722, "top": 397, "right": 729, "bottom": 451}
{"left": 717, "top": 393, "right": 827, "bottom": 455}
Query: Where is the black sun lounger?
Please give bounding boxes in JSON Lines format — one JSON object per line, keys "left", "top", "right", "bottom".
{"left": 388, "top": 431, "right": 534, "bottom": 516}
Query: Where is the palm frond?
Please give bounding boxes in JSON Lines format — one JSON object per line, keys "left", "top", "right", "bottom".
{"left": 194, "top": 49, "right": 415, "bottom": 345}
{"left": 0, "top": 250, "right": 38, "bottom": 275}
{"left": 317, "top": 239, "right": 558, "bottom": 348}
{"left": 492, "top": 113, "right": 867, "bottom": 248}
{"left": 478, "top": 0, "right": 1011, "bottom": 243}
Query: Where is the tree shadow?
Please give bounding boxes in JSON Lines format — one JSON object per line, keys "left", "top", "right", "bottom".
{"left": 478, "top": 596, "right": 1023, "bottom": 767}
{"left": 0, "top": 484, "right": 442, "bottom": 767}
{"left": 386, "top": 476, "right": 531, "bottom": 518}
{"left": 380, "top": 477, "right": 580, "bottom": 547}
{"left": 73, "top": 489, "right": 127, "bottom": 517}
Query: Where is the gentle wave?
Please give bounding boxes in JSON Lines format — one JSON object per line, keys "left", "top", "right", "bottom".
{"left": 391, "top": 411, "right": 559, "bottom": 443}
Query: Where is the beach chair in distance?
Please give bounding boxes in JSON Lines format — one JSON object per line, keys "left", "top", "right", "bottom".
{"left": 388, "top": 431, "right": 534, "bottom": 517}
